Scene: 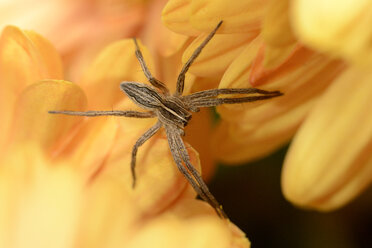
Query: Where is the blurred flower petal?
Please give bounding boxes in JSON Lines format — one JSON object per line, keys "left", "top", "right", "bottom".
{"left": 0, "top": 144, "right": 82, "bottom": 248}
{"left": 80, "top": 39, "right": 153, "bottom": 109}
{"left": 262, "top": 0, "right": 295, "bottom": 47}
{"left": 128, "top": 215, "right": 241, "bottom": 248}
{"left": 0, "top": 26, "right": 63, "bottom": 149}
{"left": 282, "top": 67, "right": 372, "bottom": 210}
{"left": 0, "top": 25, "right": 63, "bottom": 94}
{"left": 292, "top": 0, "right": 372, "bottom": 65}
{"left": 11, "top": 80, "right": 86, "bottom": 152}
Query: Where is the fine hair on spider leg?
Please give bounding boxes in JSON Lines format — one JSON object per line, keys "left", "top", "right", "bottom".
{"left": 49, "top": 20, "right": 283, "bottom": 218}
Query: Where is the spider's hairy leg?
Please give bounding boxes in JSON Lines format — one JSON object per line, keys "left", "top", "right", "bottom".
{"left": 185, "top": 88, "right": 283, "bottom": 108}
{"left": 184, "top": 88, "right": 282, "bottom": 100}
{"left": 166, "top": 127, "right": 227, "bottom": 218}
{"left": 131, "top": 121, "right": 162, "bottom": 188}
{"left": 132, "top": 38, "right": 169, "bottom": 95}
{"left": 175, "top": 21, "right": 223, "bottom": 96}
{"left": 48, "top": 110, "right": 156, "bottom": 118}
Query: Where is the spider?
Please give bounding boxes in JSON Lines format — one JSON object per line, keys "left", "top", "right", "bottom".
{"left": 49, "top": 21, "right": 282, "bottom": 218}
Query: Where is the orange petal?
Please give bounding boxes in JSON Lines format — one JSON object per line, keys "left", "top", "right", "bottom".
{"left": 102, "top": 113, "right": 201, "bottom": 215}
{"left": 0, "top": 25, "right": 63, "bottom": 95}
{"left": 282, "top": 67, "right": 372, "bottom": 210}
{"left": 0, "top": 26, "right": 63, "bottom": 149}
{"left": 78, "top": 173, "right": 140, "bottom": 247}
{"left": 80, "top": 39, "right": 155, "bottom": 109}
{"left": 184, "top": 108, "right": 215, "bottom": 181}
{"left": 0, "top": 143, "right": 82, "bottom": 248}
{"left": 214, "top": 41, "right": 346, "bottom": 163}
{"left": 162, "top": 0, "right": 201, "bottom": 36}
{"left": 128, "top": 214, "right": 249, "bottom": 248}
{"left": 10, "top": 80, "right": 86, "bottom": 153}
{"left": 145, "top": 3, "right": 189, "bottom": 58}
{"left": 261, "top": 0, "right": 295, "bottom": 47}
{"left": 183, "top": 32, "right": 257, "bottom": 78}
{"left": 292, "top": 0, "right": 372, "bottom": 65}
{"left": 189, "top": 0, "right": 268, "bottom": 34}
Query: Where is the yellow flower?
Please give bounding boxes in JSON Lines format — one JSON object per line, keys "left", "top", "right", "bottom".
{"left": 162, "top": 0, "right": 372, "bottom": 211}
{"left": 0, "top": 23, "right": 249, "bottom": 247}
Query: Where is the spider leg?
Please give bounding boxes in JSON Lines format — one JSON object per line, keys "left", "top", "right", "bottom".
{"left": 172, "top": 131, "right": 227, "bottom": 218}
{"left": 131, "top": 121, "right": 162, "bottom": 188}
{"left": 183, "top": 88, "right": 282, "bottom": 100}
{"left": 175, "top": 21, "right": 223, "bottom": 96}
{"left": 166, "top": 127, "right": 227, "bottom": 218}
{"left": 132, "top": 38, "right": 169, "bottom": 95}
{"left": 49, "top": 110, "right": 156, "bottom": 118}
{"left": 190, "top": 94, "right": 282, "bottom": 108}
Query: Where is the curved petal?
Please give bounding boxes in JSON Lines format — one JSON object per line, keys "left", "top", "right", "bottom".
{"left": 282, "top": 67, "right": 372, "bottom": 210}
{"left": 213, "top": 39, "right": 346, "bottom": 163}
{"left": 10, "top": 80, "right": 86, "bottom": 153}
{"left": 162, "top": 0, "right": 201, "bottom": 36}
{"left": 0, "top": 25, "right": 63, "bottom": 95}
{"left": 261, "top": 0, "right": 295, "bottom": 47}
{"left": 183, "top": 32, "right": 257, "bottom": 78}
{"left": 0, "top": 143, "right": 82, "bottom": 248}
{"left": 291, "top": 0, "right": 372, "bottom": 65}
{"left": 189, "top": 0, "right": 268, "bottom": 34}
{"left": 80, "top": 39, "right": 155, "bottom": 109}
{"left": 100, "top": 107, "right": 201, "bottom": 215}
{"left": 0, "top": 26, "right": 63, "bottom": 149}
{"left": 128, "top": 213, "right": 249, "bottom": 248}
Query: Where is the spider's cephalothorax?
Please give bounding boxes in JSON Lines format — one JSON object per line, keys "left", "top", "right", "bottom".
{"left": 49, "top": 21, "right": 282, "bottom": 218}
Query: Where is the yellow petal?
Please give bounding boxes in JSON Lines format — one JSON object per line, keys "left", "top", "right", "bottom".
{"left": 78, "top": 173, "right": 140, "bottom": 247}
{"left": 0, "top": 26, "right": 63, "bottom": 150}
{"left": 189, "top": 0, "right": 268, "bottom": 34}
{"left": 11, "top": 80, "right": 86, "bottom": 153}
{"left": 128, "top": 215, "right": 243, "bottom": 248}
{"left": 162, "top": 0, "right": 201, "bottom": 36}
{"left": 213, "top": 38, "right": 346, "bottom": 163}
{"left": 0, "top": 144, "right": 82, "bottom": 248}
{"left": 0, "top": 25, "right": 63, "bottom": 95}
{"left": 80, "top": 39, "right": 155, "bottom": 109}
{"left": 101, "top": 110, "right": 201, "bottom": 214}
{"left": 282, "top": 67, "right": 372, "bottom": 210}
{"left": 183, "top": 32, "right": 257, "bottom": 78}
{"left": 261, "top": 0, "right": 295, "bottom": 47}
{"left": 292, "top": 0, "right": 372, "bottom": 65}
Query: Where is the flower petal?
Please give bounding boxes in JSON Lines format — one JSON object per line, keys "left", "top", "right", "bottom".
{"left": 261, "top": 0, "right": 295, "bottom": 47}
{"left": 0, "top": 26, "right": 63, "bottom": 149}
{"left": 128, "top": 214, "right": 249, "bottom": 248}
{"left": 162, "top": 0, "right": 201, "bottom": 36}
{"left": 0, "top": 25, "right": 63, "bottom": 95}
{"left": 189, "top": 0, "right": 268, "bottom": 34}
{"left": 11, "top": 80, "right": 86, "bottom": 153}
{"left": 101, "top": 111, "right": 201, "bottom": 215}
{"left": 183, "top": 32, "right": 257, "bottom": 78}
{"left": 292, "top": 0, "right": 372, "bottom": 65}
{"left": 80, "top": 39, "right": 154, "bottom": 109}
{"left": 0, "top": 144, "right": 82, "bottom": 248}
{"left": 213, "top": 39, "right": 346, "bottom": 163}
{"left": 282, "top": 67, "right": 372, "bottom": 210}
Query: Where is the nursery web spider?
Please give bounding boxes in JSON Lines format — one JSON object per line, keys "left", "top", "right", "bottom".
{"left": 50, "top": 21, "right": 282, "bottom": 218}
